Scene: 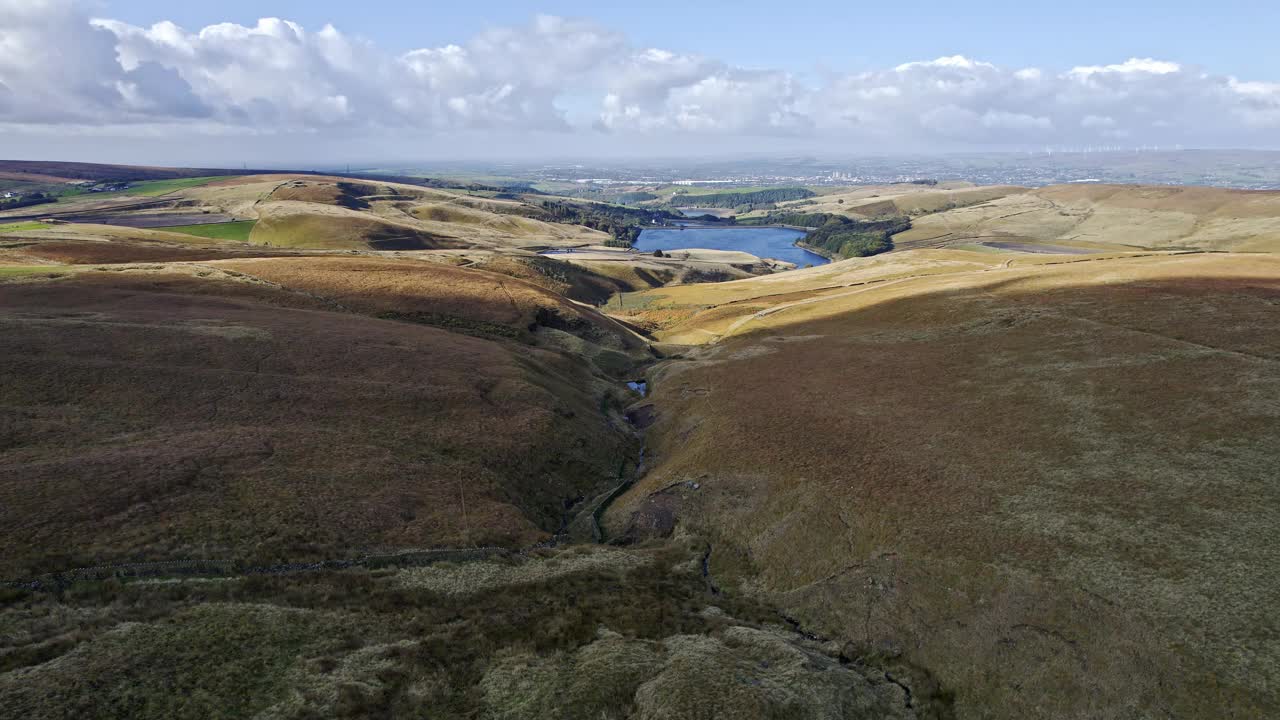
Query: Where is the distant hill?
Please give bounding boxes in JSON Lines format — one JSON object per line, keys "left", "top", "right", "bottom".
{"left": 0, "top": 160, "right": 511, "bottom": 195}
{"left": 0, "top": 160, "right": 260, "bottom": 183}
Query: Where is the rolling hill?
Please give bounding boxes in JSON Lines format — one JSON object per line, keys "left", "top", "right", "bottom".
{"left": 892, "top": 184, "right": 1280, "bottom": 253}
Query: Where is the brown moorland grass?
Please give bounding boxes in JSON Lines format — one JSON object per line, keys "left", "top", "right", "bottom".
{"left": 605, "top": 251, "right": 1280, "bottom": 719}
{"left": 466, "top": 254, "right": 638, "bottom": 305}
{"left": 269, "top": 180, "right": 382, "bottom": 208}
{"left": 0, "top": 160, "right": 245, "bottom": 183}
{"left": 0, "top": 268, "right": 638, "bottom": 577}
{"left": 212, "top": 256, "right": 649, "bottom": 358}
{"left": 7, "top": 179, "right": 1279, "bottom": 718}
{"left": 1, "top": 239, "right": 302, "bottom": 265}
{"left": 0, "top": 170, "right": 81, "bottom": 184}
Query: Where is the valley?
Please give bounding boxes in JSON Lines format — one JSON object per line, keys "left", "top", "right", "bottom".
{"left": 2, "top": 161, "right": 1279, "bottom": 719}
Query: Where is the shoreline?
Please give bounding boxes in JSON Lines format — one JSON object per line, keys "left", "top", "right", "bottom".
{"left": 794, "top": 239, "right": 838, "bottom": 262}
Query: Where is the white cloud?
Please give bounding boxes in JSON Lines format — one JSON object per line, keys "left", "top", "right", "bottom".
{"left": 0, "top": 1, "right": 1278, "bottom": 153}
{"left": 0, "top": 0, "right": 208, "bottom": 123}
{"left": 896, "top": 55, "right": 997, "bottom": 72}
{"left": 1069, "top": 58, "right": 1182, "bottom": 78}
{"left": 816, "top": 53, "right": 1280, "bottom": 147}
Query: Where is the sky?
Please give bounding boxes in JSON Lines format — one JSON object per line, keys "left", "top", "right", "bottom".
{"left": 1, "top": 0, "right": 1278, "bottom": 166}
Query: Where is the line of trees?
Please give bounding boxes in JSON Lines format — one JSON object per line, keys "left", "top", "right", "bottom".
{"left": 737, "top": 211, "right": 833, "bottom": 228}
{"left": 0, "top": 193, "right": 56, "bottom": 211}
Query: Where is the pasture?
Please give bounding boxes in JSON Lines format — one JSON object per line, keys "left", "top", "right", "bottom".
{"left": 0, "top": 222, "right": 51, "bottom": 234}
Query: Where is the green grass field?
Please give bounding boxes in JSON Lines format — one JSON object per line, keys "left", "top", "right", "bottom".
{"left": 0, "top": 222, "right": 50, "bottom": 234}
{"left": 159, "top": 220, "right": 257, "bottom": 241}
{"left": 125, "top": 176, "right": 235, "bottom": 197}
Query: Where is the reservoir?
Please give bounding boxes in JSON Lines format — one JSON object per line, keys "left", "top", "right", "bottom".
{"left": 634, "top": 226, "right": 830, "bottom": 268}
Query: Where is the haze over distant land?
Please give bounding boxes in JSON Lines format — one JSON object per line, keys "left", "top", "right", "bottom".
{"left": 1, "top": 1, "right": 1279, "bottom": 164}
{"left": 392, "top": 150, "right": 1280, "bottom": 191}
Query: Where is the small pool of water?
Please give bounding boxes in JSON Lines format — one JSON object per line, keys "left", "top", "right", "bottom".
{"left": 627, "top": 380, "right": 648, "bottom": 396}
{"left": 634, "top": 227, "right": 829, "bottom": 268}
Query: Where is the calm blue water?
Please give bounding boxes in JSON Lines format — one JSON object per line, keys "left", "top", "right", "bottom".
{"left": 634, "top": 227, "right": 829, "bottom": 268}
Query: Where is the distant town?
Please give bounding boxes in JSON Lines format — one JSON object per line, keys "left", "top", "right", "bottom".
{"left": 392, "top": 149, "right": 1280, "bottom": 192}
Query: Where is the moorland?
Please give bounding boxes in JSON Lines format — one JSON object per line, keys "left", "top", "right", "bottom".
{"left": 2, "top": 161, "right": 1278, "bottom": 719}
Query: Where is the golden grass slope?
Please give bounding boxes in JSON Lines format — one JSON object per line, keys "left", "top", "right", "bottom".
{"left": 605, "top": 249, "right": 1280, "bottom": 718}
{"left": 611, "top": 248, "right": 1061, "bottom": 343}
{"left": 895, "top": 183, "right": 1280, "bottom": 253}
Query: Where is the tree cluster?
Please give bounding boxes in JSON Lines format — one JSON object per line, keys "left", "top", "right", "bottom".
{"left": 615, "top": 191, "right": 658, "bottom": 204}
{"left": 798, "top": 214, "right": 910, "bottom": 259}
{"left": 0, "top": 193, "right": 55, "bottom": 211}
{"left": 535, "top": 200, "right": 677, "bottom": 246}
